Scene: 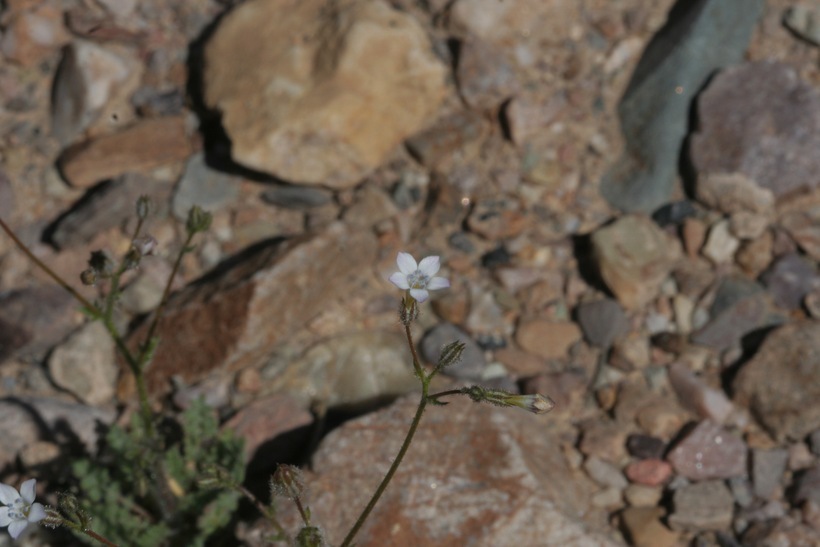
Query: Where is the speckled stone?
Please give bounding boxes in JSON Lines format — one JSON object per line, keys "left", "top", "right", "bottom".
{"left": 667, "top": 420, "right": 747, "bottom": 481}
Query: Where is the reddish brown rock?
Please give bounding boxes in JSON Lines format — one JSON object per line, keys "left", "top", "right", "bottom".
{"left": 58, "top": 117, "right": 194, "bottom": 188}
{"left": 123, "top": 222, "right": 376, "bottom": 396}
{"left": 284, "top": 396, "right": 620, "bottom": 545}
{"left": 625, "top": 459, "right": 673, "bottom": 486}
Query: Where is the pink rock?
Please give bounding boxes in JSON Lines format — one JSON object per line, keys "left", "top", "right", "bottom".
{"left": 281, "top": 396, "right": 619, "bottom": 546}
{"left": 667, "top": 420, "right": 747, "bottom": 481}
{"left": 625, "top": 459, "right": 673, "bottom": 486}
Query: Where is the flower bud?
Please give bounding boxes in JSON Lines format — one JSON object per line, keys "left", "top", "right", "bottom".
{"left": 460, "top": 386, "right": 556, "bottom": 415}
{"left": 186, "top": 205, "right": 212, "bottom": 234}
{"left": 295, "top": 525, "right": 325, "bottom": 547}
{"left": 80, "top": 269, "right": 97, "bottom": 286}
{"left": 270, "top": 464, "right": 305, "bottom": 500}
{"left": 58, "top": 492, "right": 80, "bottom": 515}
{"left": 132, "top": 235, "right": 157, "bottom": 256}
{"left": 87, "top": 250, "right": 114, "bottom": 278}
{"left": 436, "top": 340, "right": 466, "bottom": 370}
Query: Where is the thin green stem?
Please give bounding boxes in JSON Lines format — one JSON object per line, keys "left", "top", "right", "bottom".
{"left": 404, "top": 323, "right": 424, "bottom": 378}
{"left": 137, "top": 231, "right": 194, "bottom": 367}
{"left": 427, "top": 388, "right": 464, "bottom": 403}
{"left": 293, "top": 496, "right": 310, "bottom": 526}
{"left": 340, "top": 318, "right": 430, "bottom": 547}
{"left": 0, "top": 217, "right": 99, "bottom": 314}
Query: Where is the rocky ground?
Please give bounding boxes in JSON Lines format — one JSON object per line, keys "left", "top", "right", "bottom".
{"left": 2, "top": 0, "right": 820, "bottom": 545}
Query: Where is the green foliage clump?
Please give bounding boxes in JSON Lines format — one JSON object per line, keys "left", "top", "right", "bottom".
{"left": 71, "top": 399, "right": 245, "bottom": 547}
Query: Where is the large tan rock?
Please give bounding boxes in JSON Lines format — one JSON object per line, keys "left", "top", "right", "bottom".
{"left": 123, "top": 222, "right": 377, "bottom": 396}
{"left": 203, "top": 0, "right": 446, "bottom": 189}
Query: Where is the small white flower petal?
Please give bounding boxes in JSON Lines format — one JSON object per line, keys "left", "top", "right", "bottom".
{"left": 410, "top": 288, "right": 429, "bottom": 302}
{"left": 417, "top": 255, "right": 440, "bottom": 277}
{"left": 8, "top": 519, "right": 26, "bottom": 539}
{"left": 27, "top": 503, "right": 46, "bottom": 523}
{"left": 388, "top": 272, "right": 410, "bottom": 290}
{"left": 396, "top": 252, "right": 417, "bottom": 275}
{"left": 0, "top": 484, "right": 18, "bottom": 505}
{"left": 426, "top": 276, "right": 450, "bottom": 290}
{"left": 0, "top": 507, "right": 11, "bottom": 527}
{"left": 19, "top": 479, "right": 36, "bottom": 505}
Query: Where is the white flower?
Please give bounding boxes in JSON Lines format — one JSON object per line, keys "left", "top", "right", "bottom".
{"left": 0, "top": 479, "right": 46, "bottom": 539}
{"left": 389, "top": 252, "right": 450, "bottom": 303}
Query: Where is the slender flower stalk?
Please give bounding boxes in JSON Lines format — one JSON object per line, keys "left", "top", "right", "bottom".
{"left": 341, "top": 253, "right": 452, "bottom": 547}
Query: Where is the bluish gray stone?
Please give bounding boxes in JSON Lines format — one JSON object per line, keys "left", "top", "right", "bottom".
{"left": 172, "top": 152, "right": 238, "bottom": 220}
{"left": 600, "top": 0, "right": 764, "bottom": 213}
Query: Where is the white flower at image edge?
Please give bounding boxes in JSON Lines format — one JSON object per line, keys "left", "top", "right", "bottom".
{"left": 389, "top": 252, "right": 450, "bottom": 303}
{"left": 0, "top": 479, "right": 46, "bottom": 539}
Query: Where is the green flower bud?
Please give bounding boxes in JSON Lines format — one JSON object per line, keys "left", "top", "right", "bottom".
{"left": 186, "top": 205, "right": 212, "bottom": 234}
{"left": 436, "top": 340, "right": 466, "bottom": 370}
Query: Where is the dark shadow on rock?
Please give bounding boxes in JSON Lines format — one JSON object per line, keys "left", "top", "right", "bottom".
{"left": 720, "top": 325, "right": 781, "bottom": 396}
{"left": 41, "top": 179, "right": 114, "bottom": 248}
{"left": 571, "top": 232, "right": 610, "bottom": 297}
{"left": 185, "top": 4, "right": 284, "bottom": 184}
